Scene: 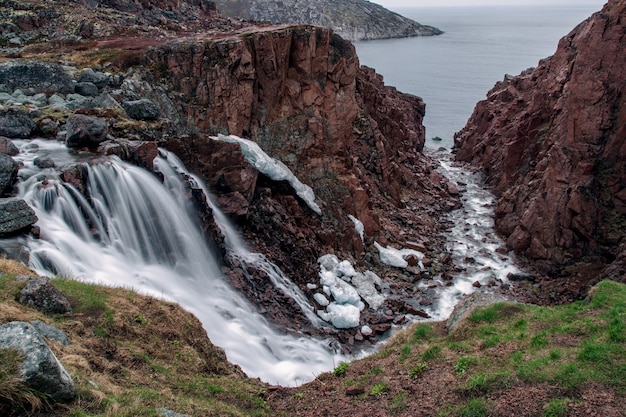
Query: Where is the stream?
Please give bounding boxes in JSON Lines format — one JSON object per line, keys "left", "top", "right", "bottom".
{"left": 1, "top": 140, "right": 523, "bottom": 386}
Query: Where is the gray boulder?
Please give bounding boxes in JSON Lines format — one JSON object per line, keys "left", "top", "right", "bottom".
{"left": 77, "top": 68, "right": 110, "bottom": 88}
{"left": 0, "top": 322, "right": 76, "bottom": 402}
{"left": 30, "top": 320, "right": 71, "bottom": 346}
{"left": 0, "top": 154, "right": 18, "bottom": 195}
{"left": 0, "top": 136, "right": 19, "bottom": 156}
{"left": 0, "top": 61, "right": 74, "bottom": 95}
{"left": 0, "top": 108, "right": 36, "bottom": 138}
{"left": 18, "top": 276, "right": 72, "bottom": 315}
{"left": 122, "top": 99, "right": 161, "bottom": 120}
{"left": 75, "top": 82, "right": 99, "bottom": 97}
{"left": 65, "top": 114, "right": 108, "bottom": 148}
{"left": 0, "top": 198, "right": 37, "bottom": 235}
{"left": 34, "top": 156, "right": 56, "bottom": 169}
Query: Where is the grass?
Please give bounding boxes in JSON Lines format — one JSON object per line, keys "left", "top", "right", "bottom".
{"left": 0, "top": 259, "right": 270, "bottom": 416}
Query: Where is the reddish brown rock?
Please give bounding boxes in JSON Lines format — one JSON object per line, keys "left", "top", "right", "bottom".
{"left": 454, "top": 0, "right": 626, "bottom": 295}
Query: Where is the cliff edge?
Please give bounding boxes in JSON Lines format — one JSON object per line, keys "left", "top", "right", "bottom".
{"left": 454, "top": 0, "right": 626, "bottom": 302}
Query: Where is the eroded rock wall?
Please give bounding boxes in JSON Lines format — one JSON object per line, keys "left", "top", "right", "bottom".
{"left": 454, "top": 0, "right": 626, "bottom": 289}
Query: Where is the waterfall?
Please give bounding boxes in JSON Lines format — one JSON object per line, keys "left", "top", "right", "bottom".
{"left": 11, "top": 140, "right": 340, "bottom": 386}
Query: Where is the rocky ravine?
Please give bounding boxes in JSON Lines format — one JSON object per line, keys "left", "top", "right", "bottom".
{"left": 214, "top": 0, "right": 442, "bottom": 41}
{"left": 0, "top": 0, "right": 461, "bottom": 348}
{"left": 454, "top": 0, "right": 626, "bottom": 303}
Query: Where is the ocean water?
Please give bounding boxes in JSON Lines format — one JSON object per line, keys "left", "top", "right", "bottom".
{"left": 353, "top": 3, "right": 604, "bottom": 148}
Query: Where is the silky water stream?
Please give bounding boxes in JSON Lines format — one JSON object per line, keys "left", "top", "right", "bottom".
{"left": 3, "top": 140, "right": 523, "bottom": 386}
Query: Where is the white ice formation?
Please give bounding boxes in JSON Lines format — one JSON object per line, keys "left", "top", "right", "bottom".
{"left": 348, "top": 214, "right": 365, "bottom": 242}
{"left": 374, "top": 242, "right": 424, "bottom": 269}
{"left": 314, "top": 254, "right": 386, "bottom": 329}
{"left": 211, "top": 134, "right": 322, "bottom": 215}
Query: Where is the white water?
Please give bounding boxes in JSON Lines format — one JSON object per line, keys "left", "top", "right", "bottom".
{"left": 11, "top": 140, "right": 339, "bottom": 386}
{"left": 4, "top": 139, "right": 524, "bottom": 386}
{"left": 421, "top": 149, "right": 522, "bottom": 320}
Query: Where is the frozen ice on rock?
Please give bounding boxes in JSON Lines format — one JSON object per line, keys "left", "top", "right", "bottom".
{"left": 330, "top": 278, "right": 362, "bottom": 306}
{"left": 306, "top": 283, "right": 318, "bottom": 290}
{"left": 361, "top": 325, "right": 373, "bottom": 336}
{"left": 348, "top": 214, "right": 364, "bottom": 242}
{"left": 352, "top": 272, "right": 385, "bottom": 310}
{"left": 319, "top": 269, "right": 337, "bottom": 287}
{"left": 374, "top": 242, "right": 424, "bottom": 269}
{"left": 319, "top": 303, "right": 361, "bottom": 329}
{"left": 211, "top": 134, "right": 322, "bottom": 215}
{"left": 318, "top": 254, "right": 340, "bottom": 272}
{"left": 313, "top": 293, "right": 330, "bottom": 307}
{"left": 337, "top": 260, "right": 357, "bottom": 279}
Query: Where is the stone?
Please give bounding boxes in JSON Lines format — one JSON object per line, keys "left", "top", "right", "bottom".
{"left": 34, "top": 156, "right": 56, "bottom": 169}
{"left": 0, "top": 322, "right": 76, "bottom": 402}
{"left": 446, "top": 292, "right": 511, "bottom": 333}
{"left": 156, "top": 408, "right": 190, "bottom": 417}
{"left": 0, "top": 108, "right": 36, "bottom": 138}
{"left": 18, "top": 276, "right": 72, "bottom": 315}
{"left": 0, "top": 154, "right": 19, "bottom": 195}
{"left": 75, "top": 82, "right": 99, "bottom": 97}
{"left": 122, "top": 98, "right": 161, "bottom": 120}
{"left": 0, "top": 61, "right": 74, "bottom": 94}
{"left": 65, "top": 114, "right": 109, "bottom": 148}
{"left": 77, "top": 68, "right": 110, "bottom": 88}
{"left": 0, "top": 136, "right": 19, "bottom": 156}
{"left": 0, "top": 198, "right": 38, "bottom": 234}
{"left": 30, "top": 320, "right": 71, "bottom": 346}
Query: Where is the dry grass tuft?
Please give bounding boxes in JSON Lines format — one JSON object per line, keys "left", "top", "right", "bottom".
{"left": 0, "top": 258, "right": 33, "bottom": 276}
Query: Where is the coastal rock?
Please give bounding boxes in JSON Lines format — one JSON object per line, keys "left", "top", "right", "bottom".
{"left": 215, "top": 0, "right": 442, "bottom": 41}
{"left": 0, "top": 198, "right": 38, "bottom": 235}
{"left": 454, "top": 0, "right": 626, "bottom": 293}
{"left": 0, "top": 321, "right": 76, "bottom": 402}
{"left": 65, "top": 114, "right": 109, "bottom": 148}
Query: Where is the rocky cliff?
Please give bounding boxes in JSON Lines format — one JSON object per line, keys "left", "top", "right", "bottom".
{"left": 214, "top": 0, "right": 442, "bottom": 41}
{"left": 454, "top": 0, "right": 626, "bottom": 301}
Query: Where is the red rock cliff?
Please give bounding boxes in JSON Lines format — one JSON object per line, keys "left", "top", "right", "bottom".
{"left": 454, "top": 0, "right": 626, "bottom": 290}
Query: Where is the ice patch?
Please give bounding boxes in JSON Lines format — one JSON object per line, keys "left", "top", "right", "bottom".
{"left": 352, "top": 271, "right": 385, "bottom": 310}
{"left": 374, "top": 242, "right": 424, "bottom": 269}
{"left": 348, "top": 214, "right": 364, "bottom": 242}
{"left": 211, "top": 134, "right": 322, "bottom": 215}
{"left": 318, "top": 303, "right": 360, "bottom": 329}
{"left": 313, "top": 293, "right": 330, "bottom": 307}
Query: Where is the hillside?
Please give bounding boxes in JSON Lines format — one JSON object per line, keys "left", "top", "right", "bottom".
{"left": 213, "top": 0, "right": 442, "bottom": 41}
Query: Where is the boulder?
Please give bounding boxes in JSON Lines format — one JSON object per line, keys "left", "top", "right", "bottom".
{"left": 446, "top": 292, "right": 511, "bottom": 333}
{"left": 18, "top": 276, "right": 72, "bottom": 315}
{"left": 0, "top": 154, "right": 19, "bottom": 195}
{"left": 0, "top": 108, "right": 36, "bottom": 138}
{"left": 0, "top": 136, "right": 19, "bottom": 156}
{"left": 34, "top": 156, "right": 56, "bottom": 169}
{"left": 30, "top": 320, "right": 71, "bottom": 346}
{"left": 74, "top": 82, "right": 99, "bottom": 97}
{"left": 65, "top": 114, "right": 109, "bottom": 148}
{"left": 0, "top": 61, "right": 74, "bottom": 94}
{"left": 0, "top": 322, "right": 76, "bottom": 402}
{"left": 77, "top": 68, "right": 110, "bottom": 88}
{"left": 0, "top": 198, "right": 37, "bottom": 235}
{"left": 122, "top": 99, "right": 161, "bottom": 120}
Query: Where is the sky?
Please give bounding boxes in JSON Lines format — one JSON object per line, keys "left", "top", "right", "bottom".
{"left": 371, "top": 0, "right": 605, "bottom": 7}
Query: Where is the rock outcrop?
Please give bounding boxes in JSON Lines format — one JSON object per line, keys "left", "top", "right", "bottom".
{"left": 454, "top": 0, "right": 626, "bottom": 299}
{"left": 214, "top": 0, "right": 442, "bottom": 41}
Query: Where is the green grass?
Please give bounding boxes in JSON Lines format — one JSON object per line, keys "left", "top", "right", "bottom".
{"left": 333, "top": 362, "right": 349, "bottom": 377}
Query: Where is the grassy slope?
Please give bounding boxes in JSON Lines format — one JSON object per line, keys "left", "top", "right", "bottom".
{"left": 1, "top": 257, "right": 625, "bottom": 416}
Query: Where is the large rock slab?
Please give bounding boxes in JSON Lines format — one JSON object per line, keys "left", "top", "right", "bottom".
{"left": 0, "top": 198, "right": 37, "bottom": 234}
{"left": 0, "top": 61, "right": 74, "bottom": 94}
{"left": 0, "top": 321, "right": 75, "bottom": 402}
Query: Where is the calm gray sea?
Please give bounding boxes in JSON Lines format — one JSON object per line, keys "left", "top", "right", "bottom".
{"left": 353, "top": 4, "right": 603, "bottom": 148}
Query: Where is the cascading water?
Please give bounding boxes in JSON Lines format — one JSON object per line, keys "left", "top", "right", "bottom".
{"left": 421, "top": 149, "right": 523, "bottom": 320}
{"left": 10, "top": 139, "right": 340, "bottom": 386}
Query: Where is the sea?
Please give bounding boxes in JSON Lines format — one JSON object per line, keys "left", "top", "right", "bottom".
{"left": 353, "top": 3, "right": 605, "bottom": 149}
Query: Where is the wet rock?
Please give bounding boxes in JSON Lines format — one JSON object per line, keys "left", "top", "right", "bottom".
{"left": 507, "top": 272, "right": 537, "bottom": 282}
{"left": 0, "top": 154, "right": 19, "bottom": 195}
{"left": 0, "top": 136, "right": 19, "bottom": 156}
{"left": 37, "top": 117, "right": 60, "bottom": 136}
{"left": 65, "top": 114, "right": 109, "bottom": 148}
{"left": 0, "top": 61, "right": 74, "bottom": 94}
{"left": 0, "top": 107, "right": 36, "bottom": 138}
{"left": 75, "top": 81, "right": 99, "bottom": 97}
{"left": 0, "top": 321, "right": 76, "bottom": 402}
{"left": 18, "top": 276, "right": 72, "bottom": 315}
{"left": 0, "top": 198, "right": 37, "bottom": 235}
{"left": 34, "top": 156, "right": 55, "bottom": 169}
{"left": 122, "top": 98, "right": 160, "bottom": 120}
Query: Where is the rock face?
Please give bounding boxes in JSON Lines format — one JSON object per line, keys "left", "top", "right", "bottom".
{"left": 454, "top": 0, "right": 626, "bottom": 292}
{"left": 0, "top": 321, "right": 76, "bottom": 403}
{"left": 214, "top": 0, "right": 442, "bottom": 41}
